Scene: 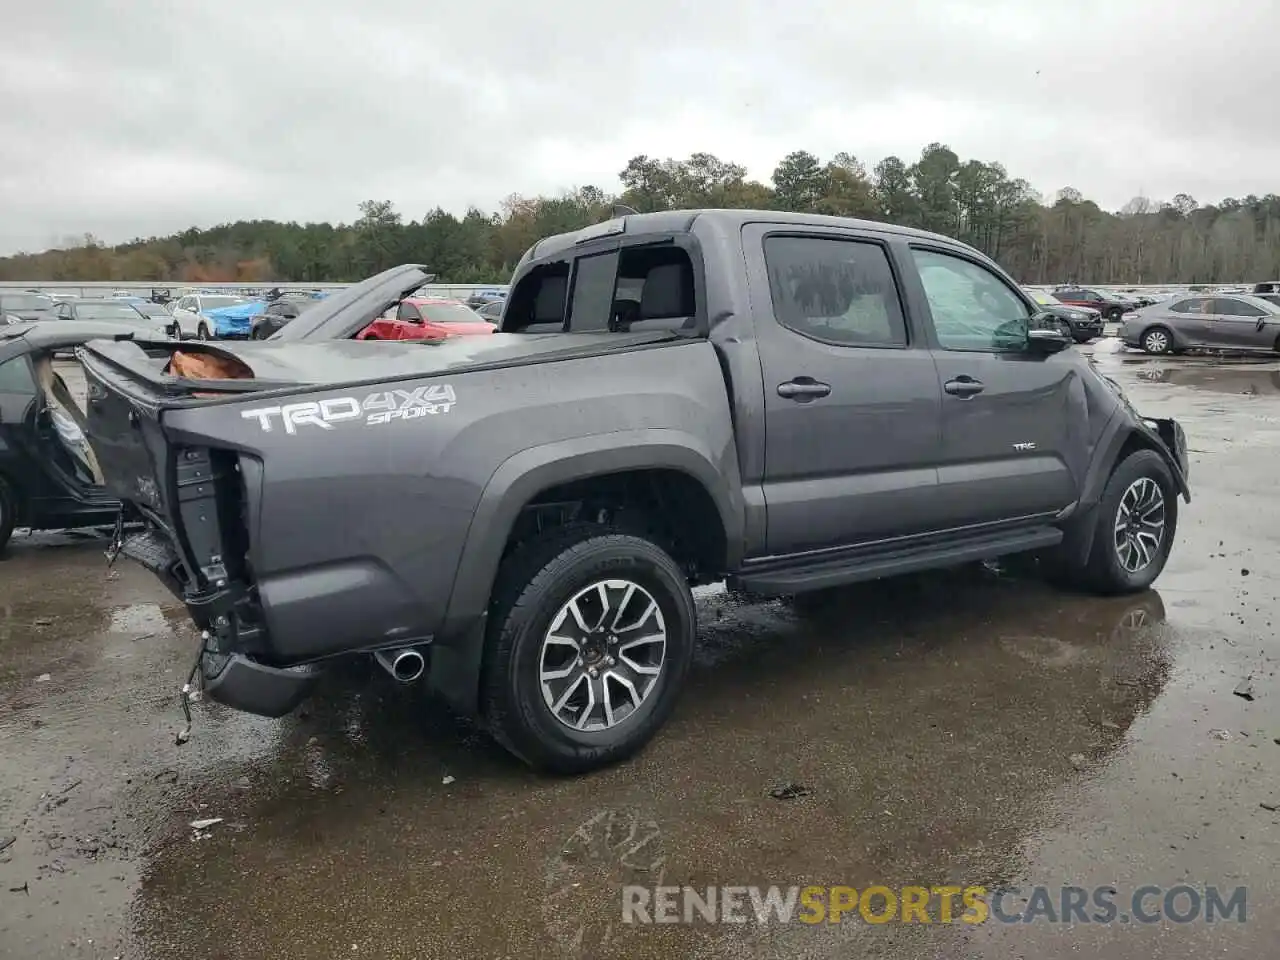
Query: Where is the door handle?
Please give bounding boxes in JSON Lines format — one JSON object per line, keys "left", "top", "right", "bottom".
{"left": 944, "top": 376, "right": 985, "bottom": 398}
{"left": 777, "top": 378, "right": 831, "bottom": 401}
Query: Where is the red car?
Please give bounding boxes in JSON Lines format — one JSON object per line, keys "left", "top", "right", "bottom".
{"left": 356, "top": 298, "right": 496, "bottom": 340}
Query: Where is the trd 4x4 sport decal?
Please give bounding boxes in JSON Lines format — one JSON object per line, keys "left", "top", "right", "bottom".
{"left": 240, "top": 385, "right": 457, "bottom": 434}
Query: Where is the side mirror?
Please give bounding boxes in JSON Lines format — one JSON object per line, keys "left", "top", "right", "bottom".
{"left": 1028, "top": 327, "right": 1072, "bottom": 354}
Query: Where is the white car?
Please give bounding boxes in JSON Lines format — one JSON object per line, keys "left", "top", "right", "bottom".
{"left": 169, "top": 293, "right": 247, "bottom": 340}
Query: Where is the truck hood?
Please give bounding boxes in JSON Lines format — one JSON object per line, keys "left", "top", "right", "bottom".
{"left": 80, "top": 330, "right": 682, "bottom": 394}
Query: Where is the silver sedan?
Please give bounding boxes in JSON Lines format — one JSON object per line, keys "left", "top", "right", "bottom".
{"left": 1120, "top": 294, "right": 1280, "bottom": 355}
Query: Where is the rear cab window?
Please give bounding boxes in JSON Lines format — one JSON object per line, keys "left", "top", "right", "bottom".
{"left": 503, "top": 227, "right": 701, "bottom": 335}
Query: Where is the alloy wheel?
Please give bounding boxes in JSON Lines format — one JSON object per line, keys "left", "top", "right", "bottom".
{"left": 1143, "top": 330, "right": 1169, "bottom": 353}
{"left": 1113, "top": 477, "right": 1166, "bottom": 573}
{"left": 539, "top": 579, "right": 667, "bottom": 732}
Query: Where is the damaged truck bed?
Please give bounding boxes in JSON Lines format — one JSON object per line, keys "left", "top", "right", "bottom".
{"left": 80, "top": 212, "right": 1190, "bottom": 773}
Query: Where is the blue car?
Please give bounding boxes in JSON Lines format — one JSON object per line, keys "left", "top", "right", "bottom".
{"left": 203, "top": 300, "right": 266, "bottom": 339}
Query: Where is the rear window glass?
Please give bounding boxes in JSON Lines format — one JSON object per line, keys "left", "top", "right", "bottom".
{"left": 76, "top": 302, "right": 147, "bottom": 322}
{"left": 419, "top": 302, "right": 486, "bottom": 324}
{"left": 0, "top": 294, "right": 53, "bottom": 311}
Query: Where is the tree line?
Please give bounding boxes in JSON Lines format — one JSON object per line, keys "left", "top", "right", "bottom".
{"left": 4, "top": 144, "right": 1280, "bottom": 285}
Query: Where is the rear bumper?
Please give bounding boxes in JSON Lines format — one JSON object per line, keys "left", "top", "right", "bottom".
{"left": 201, "top": 651, "right": 322, "bottom": 717}
{"left": 120, "top": 526, "right": 323, "bottom": 717}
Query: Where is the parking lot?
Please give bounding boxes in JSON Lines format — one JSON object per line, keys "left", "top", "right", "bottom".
{"left": 1, "top": 343, "right": 1278, "bottom": 959}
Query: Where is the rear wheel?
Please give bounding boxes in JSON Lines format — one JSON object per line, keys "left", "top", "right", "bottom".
{"left": 197, "top": 322, "right": 211, "bottom": 340}
{"left": 1141, "top": 327, "right": 1172, "bottom": 354}
{"left": 0, "top": 476, "right": 18, "bottom": 552}
{"left": 481, "top": 524, "right": 696, "bottom": 773}
{"left": 1107, "top": 307, "right": 1124, "bottom": 322}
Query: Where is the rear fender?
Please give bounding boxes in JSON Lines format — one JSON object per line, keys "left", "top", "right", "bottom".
{"left": 427, "top": 429, "right": 743, "bottom": 715}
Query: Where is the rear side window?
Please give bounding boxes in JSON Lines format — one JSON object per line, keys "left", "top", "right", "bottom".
{"left": 0, "top": 356, "right": 36, "bottom": 395}
{"left": 764, "top": 235, "right": 907, "bottom": 348}
{"left": 1169, "top": 298, "right": 1210, "bottom": 314}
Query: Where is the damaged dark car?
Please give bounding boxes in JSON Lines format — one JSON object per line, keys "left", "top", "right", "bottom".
{"left": 77, "top": 209, "right": 1190, "bottom": 773}
{"left": 0, "top": 322, "right": 136, "bottom": 550}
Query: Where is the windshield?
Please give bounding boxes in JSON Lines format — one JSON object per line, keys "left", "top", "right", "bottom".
{"left": 76, "top": 302, "right": 148, "bottom": 322}
{"left": 420, "top": 302, "right": 487, "bottom": 324}
{"left": 132, "top": 302, "right": 169, "bottom": 317}
{"left": 1, "top": 294, "right": 54, "bottom": 311}
{"left": 1029, "top": 291, "right": 1060, "bottom": 305}
{"left": 201, "top": 296, "right": 245, "bottom": 310}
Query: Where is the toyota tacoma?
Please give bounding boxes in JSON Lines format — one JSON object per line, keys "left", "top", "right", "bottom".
{"left": 77, "top": 210, "right": 1190, "bottom": 773}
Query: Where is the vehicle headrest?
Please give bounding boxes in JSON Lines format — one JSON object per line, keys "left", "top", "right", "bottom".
{"left": 639, "top": 264, "right": 693, "bottom": 319}
{"left": 533, "top": 275, "right": 568, "bottom": 324}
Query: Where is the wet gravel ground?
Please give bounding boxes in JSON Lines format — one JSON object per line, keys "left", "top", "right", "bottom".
{"left": 3, "top": 343, "right": 1279, "bottom": 959}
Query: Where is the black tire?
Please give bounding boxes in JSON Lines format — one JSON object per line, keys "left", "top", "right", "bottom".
{"left": 197, "top": 322, "right": 210, "bottom": 340}
{"left": 1140, "top": 326, "right": 1173, "bottom": 354}
{"left": 481, "top": 524, "right": 696, "bottom": 774}
{"left": 1107, "top": 307, "right": 1124, "bottom": 322}
{"left": 1065, "top": 450, "right": 1178, "bottom": 595}
{"left": 0, "top": 475, "right": 18, "bottom": 553}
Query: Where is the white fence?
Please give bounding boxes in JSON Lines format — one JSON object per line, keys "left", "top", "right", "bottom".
{"left": 0, "top": 280, "right": 510, "bottom": 300}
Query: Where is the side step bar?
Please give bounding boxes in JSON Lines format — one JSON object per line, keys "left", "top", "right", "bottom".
{"left": 732, "top": 526, "right": 1063, "bottom": 597}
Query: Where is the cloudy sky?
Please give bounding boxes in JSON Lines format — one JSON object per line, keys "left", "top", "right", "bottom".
{"left": 2, "top": 0, "right": 1277, "bottom": 254}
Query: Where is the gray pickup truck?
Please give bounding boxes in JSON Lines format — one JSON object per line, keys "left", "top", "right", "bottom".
{"left": 79, "top": 209, "right": 1189, "bottom": 772}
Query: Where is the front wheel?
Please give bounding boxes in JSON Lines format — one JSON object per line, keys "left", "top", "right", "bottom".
{"left": 481, "top": 525, "right": 696, "bottom": 773}
{"left": 197, "top": 323, "right": 211, "bottom": 341}
{"left": 1062, "top": 450, "right": 1178, "bottom": 595}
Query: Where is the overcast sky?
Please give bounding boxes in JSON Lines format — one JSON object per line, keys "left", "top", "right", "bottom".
{"left": 2, "top": 0, "right": 1277, "bottom": 255}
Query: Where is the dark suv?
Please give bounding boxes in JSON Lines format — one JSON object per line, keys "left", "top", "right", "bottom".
{"left": 1052, "top": 287, "right": 1136, "bottom": 322}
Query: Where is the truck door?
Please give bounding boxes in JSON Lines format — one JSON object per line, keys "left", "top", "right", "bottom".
{"left": 906, "top": 245, "right": 1080, "bottom": 529}
{"left": 742, "top": 224, "right": 944, "bottom": 555}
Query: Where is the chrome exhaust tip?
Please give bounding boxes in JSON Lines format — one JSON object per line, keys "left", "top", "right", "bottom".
{"left": 374, "top": 647, "right": 425, "bottom": 683}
